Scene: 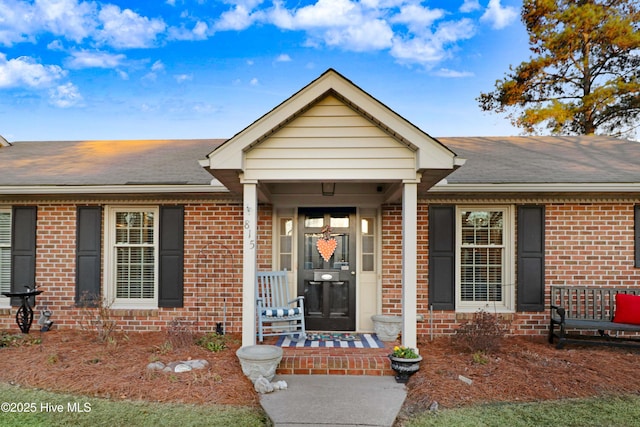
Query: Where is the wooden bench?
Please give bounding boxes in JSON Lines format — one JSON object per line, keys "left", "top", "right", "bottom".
{"left": 549, "top": 285, "right": 640, "bottom": 349}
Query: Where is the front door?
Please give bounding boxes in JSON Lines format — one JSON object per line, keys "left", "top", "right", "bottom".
{"left": 298, "top": 208, "right": 356, "bottom": 331}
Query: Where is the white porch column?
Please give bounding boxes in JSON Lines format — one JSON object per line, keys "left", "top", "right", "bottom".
{"left": 241, "top": 180, "right": 258, "bottom": 347}
{"left": 402, "top": 180, "right": 418, "bottom": 350}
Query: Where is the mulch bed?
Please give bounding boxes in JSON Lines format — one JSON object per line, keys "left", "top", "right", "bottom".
{"left": 0, "top": 329, "right": 260, "bottom": 408}
{"left": 400, "top": 335, "right": 640, "bottom": 420}
{"left": 1, "top": 329, "right": 640, "bottom": 418}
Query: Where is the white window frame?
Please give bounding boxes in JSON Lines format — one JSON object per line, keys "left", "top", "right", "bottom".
{"left": 104, "top": 206, "right": 159, "bottom": 309}
{"left": 0, "top": 208, "right": 11, "bottom": 308}
{"left": 455, "top": 205, "right": 515, "bottom": 313}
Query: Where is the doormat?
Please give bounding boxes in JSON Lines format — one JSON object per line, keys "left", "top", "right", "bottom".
{"left": 276, "top": 333, "right": 385, "bottom": 348}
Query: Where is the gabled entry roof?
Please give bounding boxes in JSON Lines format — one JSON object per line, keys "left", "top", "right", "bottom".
{"left": 200, "top": 69, "right": 464, "bottom": 197}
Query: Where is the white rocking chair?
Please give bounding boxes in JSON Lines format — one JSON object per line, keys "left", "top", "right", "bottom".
{"left": 256, "top": 270, "right": 306, "bottom": 342}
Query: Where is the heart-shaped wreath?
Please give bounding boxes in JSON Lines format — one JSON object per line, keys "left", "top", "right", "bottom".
{"left": 316, "top": 225, "right": 337, "bottom": 262}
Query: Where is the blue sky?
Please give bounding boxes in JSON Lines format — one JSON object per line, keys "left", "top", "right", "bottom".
{"left": 0, "top": 0, "right": 530, "bottom": 141}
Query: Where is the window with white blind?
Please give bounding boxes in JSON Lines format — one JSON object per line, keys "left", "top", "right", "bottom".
{"left": 456, "top": 206, "right": 514, "bottom": 312}
{"left": 0, "top": 209, "right": 11, "bottom": 305}
{"left": 105, "top": 207, "right": 158, "bottom": 308}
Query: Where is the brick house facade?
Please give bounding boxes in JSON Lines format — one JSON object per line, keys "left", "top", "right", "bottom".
{"left": 1, "top": 69, "right": 639, "bottom": 348}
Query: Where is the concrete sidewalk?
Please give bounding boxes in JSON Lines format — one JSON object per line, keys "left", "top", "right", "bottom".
{"left": 259, "top": 375, "right": 407, "bottom": 427}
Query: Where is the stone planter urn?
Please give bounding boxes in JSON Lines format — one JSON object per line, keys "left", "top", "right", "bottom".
{"left": 389, "top": 355, "right": 422, "bottom": 383}
{"left": 236, "top": 345, "right": 283, "bottom": 383}
{"left": 371, "top": 314, "right": 402, "bottom": 341}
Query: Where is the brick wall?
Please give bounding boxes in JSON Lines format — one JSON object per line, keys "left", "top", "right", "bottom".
{"left": 546, "top": 203, "right": 638, "bottom": 287}
{"left": 0, "top": 200, "right": 274, "bottom": 335}
{"left": 380, "top": 201, "right": 640, "bottom": 339}
{"left": 3, "top": 199, "right": 637, "bottom": 340}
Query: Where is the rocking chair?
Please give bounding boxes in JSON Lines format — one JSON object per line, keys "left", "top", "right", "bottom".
{"left": 256, "top": 270, "right": 306, "bottom": 342}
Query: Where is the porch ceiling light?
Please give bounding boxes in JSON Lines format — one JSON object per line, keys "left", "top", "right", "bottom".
{"left": 322, "top": 182, "right": 335, "bottom": 196}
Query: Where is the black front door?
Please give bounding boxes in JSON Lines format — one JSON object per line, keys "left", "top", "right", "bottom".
{"left": 298, "top": 208, "right": 356, "bottom": 331}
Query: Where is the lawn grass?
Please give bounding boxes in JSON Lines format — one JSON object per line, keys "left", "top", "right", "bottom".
{"left": 406, "top": 395, "right": 640, "bottom": 427}
{"left": 0, "top": 383, "right": 268, "bottom": 427}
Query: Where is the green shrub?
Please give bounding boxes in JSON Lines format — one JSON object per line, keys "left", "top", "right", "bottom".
{"left": 196, "top": 333, "right": 228, "bottom": 352}
{"left": 0, "top": 331, "right": 41, "bottom": 348}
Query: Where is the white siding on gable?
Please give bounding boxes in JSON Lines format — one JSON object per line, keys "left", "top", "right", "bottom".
{"left": 244, "top": 96, "right": 418, "bottom": 181}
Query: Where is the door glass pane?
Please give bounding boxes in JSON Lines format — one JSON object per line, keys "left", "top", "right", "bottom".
{"left": 305, "top": 215, "right": 324, "bottom": 228}
{"left": 304, "top": 234, "right": 325, "bottom": 269}
{"left": 304, "top": 232, "right": 350, "bottom": 268}
{"left": 361, "top": 217, "right": 374, "bottom": 271}
{"left": 330, "top": 215, "right": 349, "bottom": 228}
{"left": 332, "top": 234, "right": 349, "bottom": 268}
{"left": 279, "top": 218, "right": 293, "bottom": 270}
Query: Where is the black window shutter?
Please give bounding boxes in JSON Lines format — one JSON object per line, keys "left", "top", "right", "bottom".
{"left": 76, "top": 206, "right": 102, "bottom": 306}
{"left": 428, "top": 205, "right": 456, "bottom": 310}
{"left": 11, "top": 206, "right": 37, "bottom": 306}
{"left": 517, "top": 205, "right": 545, "bottom": 312}
{"left": 158, "top": 206, "right": 184, "bottom": 308}
{"left": 635, "top": 205, "right": 640, "bottom": 268}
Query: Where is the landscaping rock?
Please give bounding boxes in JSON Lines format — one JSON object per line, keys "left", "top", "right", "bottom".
{"left": 146, "top": 361, "right": 166, "bottom": 371}
{"left": 149, "top": 359, "right": 209, "bottom": 373}
{"left": 255, "top": 376, "right": 274, "bottom": 393}
{"left": 458, "top": 375, "right": 473, "bottom": 385}
{"left": 253, "top": 375, "right": 288, "bottom": 394}
{"left": 174, "top": 363, "right": 192, "bottom": 373}
{"left": 183, "top": 359, "right": 209, "bottom": 370}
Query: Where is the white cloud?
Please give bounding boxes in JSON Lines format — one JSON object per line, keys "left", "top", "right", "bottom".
{"left": 267, "top": 0, "right": 393, "bottom": 51}
{"left": 460, "top": 0, "right": 481, "bottom": 13}
{"left": 65, "top": 50, "right": 127, "bottom": 69}
{"left": 47, "top": 39, "right": 65, "bottom": 50}
{"left": 215, "top": 1, "right": 267, "bottom": 31}
{"left": 480, "top": 0, "right": 518, "bottom": 30}
{"left": 216, "top": 4, "right": 257, "bottom": 30}
{"left": 436, "top": 18, "right": 475, "bottom": 43}
{"left": 168, "top": 21, "right": 210, "bottom": 41}
{"left": 36, "top": 0, "right": 97, "bottom": 43}
{"left": 96, "top": 5, "right": 166, "bottom": 48}
{"left": 0, "top": 0, "right": 39, "bottom": 46}
{"left": 0, "top": 53, "right": 67, "bottom": 88}
{"left": 191, "top": 102, "right": 216, "bottom": 114}
{"left": 391, "top": 4, "right": 445, "bottom": 35}
{"left": 151, "top": 60, "right": 165, "bottom": 72}
{"left": 174, "top": 73, "right": 193, "bottom": 83}
{"left": 276, "top": 54, "right": 291, "bottom": 62}
{"left": 285, "top": 0, "right": 358, "bottom": 28}
{"left": 1, "top": 1, "right": 169, "bottom": 49}
{"left": 323, "top": 19, "right": 393, "bottom": 51}
{"left": 433, "top": 68, "right": 474, "bottom": 78}
{"left": 391, "top": 37, "right": 446, "bottom": 64}
{"left": 48, "top": 82, "right": 82, "bottom": 107}
{"left": 390, "top": 18, "right": 475, "bottom": 66}
{"left": 250, "top": 77, "right": 258, "bottom": 86}
{"left": 192, "top": 21, "right": 209, "bottom": 38}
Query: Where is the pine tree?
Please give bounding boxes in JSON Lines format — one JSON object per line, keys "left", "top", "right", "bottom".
{"left": 478, "top": 0, "right": 640, "bottom": 137}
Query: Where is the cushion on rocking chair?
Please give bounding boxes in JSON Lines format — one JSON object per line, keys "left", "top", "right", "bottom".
{"left": 262, "top": 307, "right": 302, "bottom": 317}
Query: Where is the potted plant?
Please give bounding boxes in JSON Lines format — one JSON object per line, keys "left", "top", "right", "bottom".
{"left": 389, "top": 345, "right": 422, "bottom": 383}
